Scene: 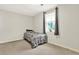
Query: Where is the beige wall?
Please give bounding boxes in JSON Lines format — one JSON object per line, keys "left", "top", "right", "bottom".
{"left": 0, "top": 10, "right": 33, "bottom": 43}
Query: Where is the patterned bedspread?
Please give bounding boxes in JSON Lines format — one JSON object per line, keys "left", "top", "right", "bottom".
{"left": 24, "top": 31, "right": 47, "bottom": 48}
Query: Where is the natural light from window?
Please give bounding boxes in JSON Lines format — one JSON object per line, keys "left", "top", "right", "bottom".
{"left": 45, "top": 10, "right": 56, "bottom": 33}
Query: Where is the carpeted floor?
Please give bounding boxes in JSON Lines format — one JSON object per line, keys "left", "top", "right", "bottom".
{"left": 0, "top": 40, "right": 79, "bottom": 55}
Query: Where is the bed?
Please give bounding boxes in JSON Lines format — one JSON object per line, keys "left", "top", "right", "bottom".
{"left": 23, "top": 30, "right": 47, "bottom": 48}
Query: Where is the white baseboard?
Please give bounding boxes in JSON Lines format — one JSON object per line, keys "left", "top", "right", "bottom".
{"left": 48, "top": 43, "right": 79, "bottom": 53}
{"left": 0, "top": 38, "right": 23, "bottom": 44}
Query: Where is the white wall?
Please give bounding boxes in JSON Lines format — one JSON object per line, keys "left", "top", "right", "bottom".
{"left": 33, "top": 12, "right": 43, "bottom": 33}
{"left": 48, "top": 5, "right": 79, "bottom": 52}
{"left": 33, "top": 5, "right": 79, "bottom": 52}
{"left": 0, "top": 10, "right": 33, "bottom": 43}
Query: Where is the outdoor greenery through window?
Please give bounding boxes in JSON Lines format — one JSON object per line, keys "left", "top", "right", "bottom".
{"left": 45, "top": 10, "right": 56, "bottom": 33}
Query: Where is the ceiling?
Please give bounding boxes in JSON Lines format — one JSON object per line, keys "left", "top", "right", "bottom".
{"left": 0, "top": 4, "right": 56, "bottom": 16}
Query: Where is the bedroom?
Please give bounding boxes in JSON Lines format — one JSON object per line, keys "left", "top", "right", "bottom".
{"left": 0, "top": 4, "right": 79, "bottom": 55}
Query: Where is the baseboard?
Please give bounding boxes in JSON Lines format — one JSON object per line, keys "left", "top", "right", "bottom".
{"left": 0, "top": 38, "right": 23, "bottom": 44}
{"left": 48, "top": 43, "right": 79, "bottom": 53}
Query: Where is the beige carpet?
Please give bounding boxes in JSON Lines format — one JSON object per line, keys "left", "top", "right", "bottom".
{"left": 0, "top": 40, "right": 79, "bottom": 55}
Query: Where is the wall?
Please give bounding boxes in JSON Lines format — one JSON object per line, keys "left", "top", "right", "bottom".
{"left": 48, "top": 5, "right": 79, "bottom": 52}
{"left": 33, "top": 5, "right": 79, "bottom": 52}
{"left": 0, "top": 10, "right": 33, "bottom": 43}
{"left": 33, "top": 12, "right": 43, "bottom": 33}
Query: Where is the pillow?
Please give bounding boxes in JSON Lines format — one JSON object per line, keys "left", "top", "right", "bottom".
{"left": 26, "top": 29, "right": 33, "bottom": 32}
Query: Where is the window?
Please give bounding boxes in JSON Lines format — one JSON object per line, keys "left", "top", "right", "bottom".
{"left": 45, "top": 10, "right": 56, "bottom": 33}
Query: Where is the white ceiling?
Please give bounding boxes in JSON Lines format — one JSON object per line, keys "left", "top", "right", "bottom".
{"left": 0, "top": 4, "right": 56, "bottom": 16}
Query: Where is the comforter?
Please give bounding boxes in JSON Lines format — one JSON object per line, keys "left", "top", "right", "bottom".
{"left": 24, "top": 31, "right": 47, "bottom": 48}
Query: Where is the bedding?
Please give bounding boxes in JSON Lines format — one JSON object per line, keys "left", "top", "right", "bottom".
{"left": 24, "top": 31, "right": 47, "bottom": 48}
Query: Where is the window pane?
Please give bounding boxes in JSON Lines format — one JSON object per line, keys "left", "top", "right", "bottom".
{"left": 45, "top": 10, "right": 55, "bottom": 33}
